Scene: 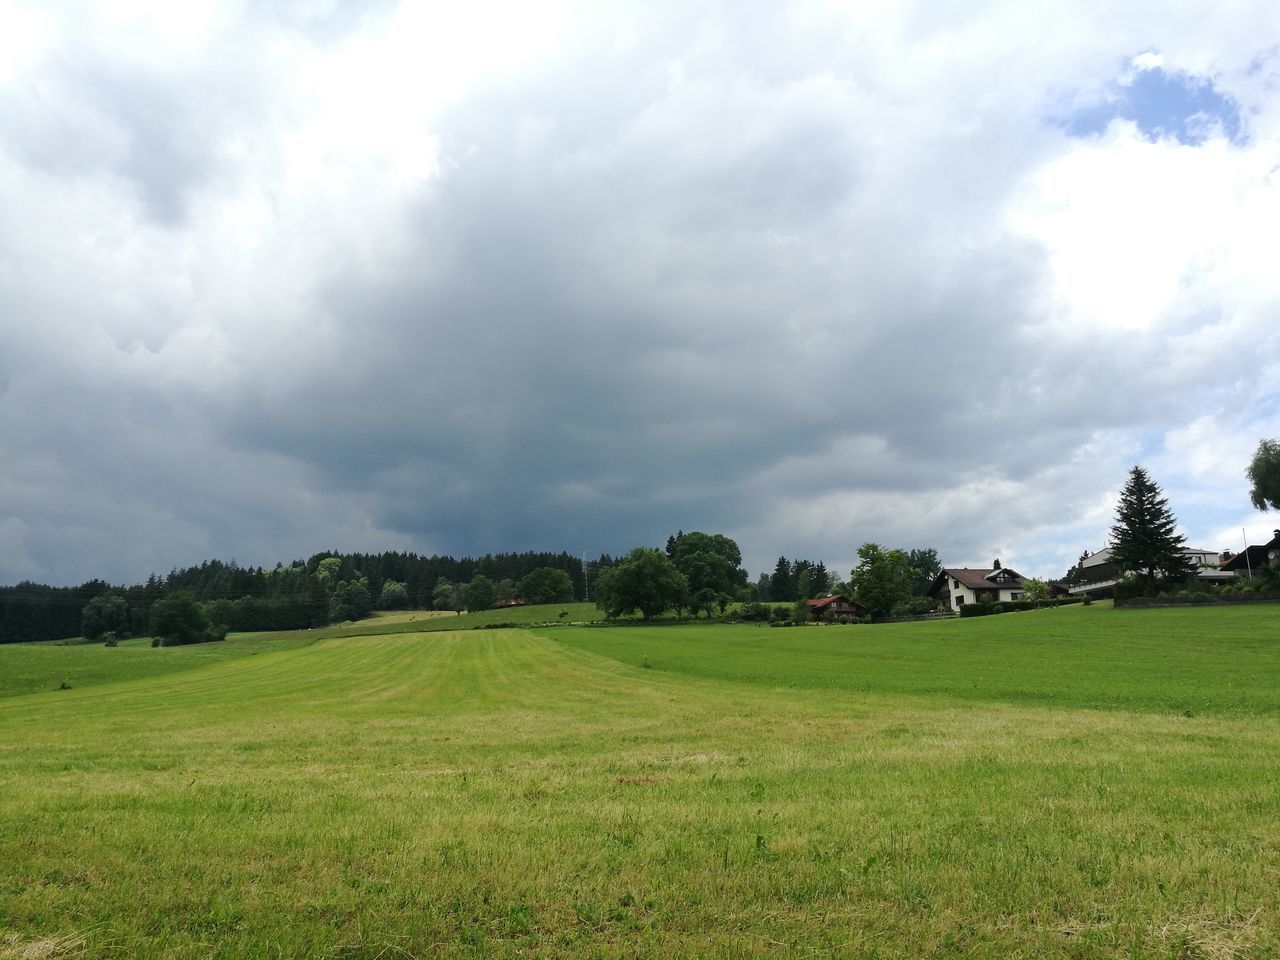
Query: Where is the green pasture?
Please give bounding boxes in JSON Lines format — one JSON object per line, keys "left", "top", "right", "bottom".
{"left": 1, "top": 607, "right": 1278, "bottom": 958}
{"left": 543, "top": 602, "right": 1280, "bottom": 717}
{"left": 330, "top": 601, "right": 606, "bottom": 637}
{"left": 0, "top": 632, "right": 320, "bottom": 700}
{"left": 0, "top": 605, "right": 601, "bottom": 700}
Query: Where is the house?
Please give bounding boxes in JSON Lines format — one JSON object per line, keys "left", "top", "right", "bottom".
{"left": 1066, "top": 546, "right": 1234, "bottom": 598}
{"left": 1219, "top": 530, "right": 1280, "bottom": 577}
{"left": 805, "top": 594, "right": 862, "bottom": 621}
{"left": 929, "top": 562, "right": 1028, "bottom": 611}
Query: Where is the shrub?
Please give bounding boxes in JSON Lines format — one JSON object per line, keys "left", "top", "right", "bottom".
{"left": 889, "top": 597, "right": 937, "bottom": 618}
{"left": 151, "top": 591, "right": 210, "bottom": 646}
{"left": 1112, "top": 578, "right": 1152, "bottom": 602}
{"left": 992, "top": 604, "right": 1005, "bottom": 615}
{"left": 771, "top": 606, "right": 791, "bottom": 622}
{"left": 740, "top": 601, "right": 771, "bottom": 622}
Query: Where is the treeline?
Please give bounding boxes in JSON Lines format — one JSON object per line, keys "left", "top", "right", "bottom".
{"left": 1, "top": 549, "right": 596, "bottom": 644}
{"left": 596, "top": 536, "right": 945, "bottom": 622}
{"left": 168, "top": 550, "right": 589, "bottom": 609}
{"left": 0, "top": 580, "right": 121, "bottom": 644}
{"left": 757, "top": 558, "right": 833, "bottom": 602}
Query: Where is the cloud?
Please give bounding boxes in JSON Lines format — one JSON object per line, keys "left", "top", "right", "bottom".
{"left": 2, "top": 1, "right": 1279, "bottom": 585}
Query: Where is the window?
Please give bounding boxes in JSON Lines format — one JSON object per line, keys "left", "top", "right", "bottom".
{"left": 1011, "top": 592, "right": 1022, "bottom": 600}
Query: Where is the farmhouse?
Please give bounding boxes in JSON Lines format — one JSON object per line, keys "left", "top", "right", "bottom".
{"left": 929, "top": 562, "right": 1027, "bottom": 611}
{"left": 1066, "top": 546, "right": 1234, "bottom": 598}
{"left": 804, "top": 594, "right": 862, "bottom": 621}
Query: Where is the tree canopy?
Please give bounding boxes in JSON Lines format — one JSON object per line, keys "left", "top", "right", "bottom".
{"left": 1021, "top": 578, "right": 1051, "bottom": 606}
{"left": 377, "top": 580, "right": 409, "bottom": 609}
{"left": 768, "top": 556, "right": 830, "bottom": 601}
{"left": 465, "top": 574, "right": 496, "bottom": 612}
{"left": 1247, "top": 438, "right": 1280, "bottom": 512}
{"left": 849, "top": 543, "right": 914, "bottom": 619}
{"left": 329, "top": 578, "right": 373, "bottom": 622}
{"left": 906, "top": 548, "right": 941, "bottom": 596}
{"left": 517, "top": 567, "right": 575, "bottom": 605}
{"left": 82, "top": 592, "right": 129, "bottom": 642}
{"left": 149, "top": 591, "right": 213, "bottom": 646}
{"left": 594, "top": 548, "right": 688, "bottom": 621}
{"left": 667, "top": 531, "right": 747, "bottom": 616}
{"left": 1110, "top": 466, "right": 1194, "bottom": 593}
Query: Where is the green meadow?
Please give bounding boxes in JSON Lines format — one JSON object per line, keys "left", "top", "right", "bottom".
{"left": 2, "top": 607, "right": 1279, "bottom": 958}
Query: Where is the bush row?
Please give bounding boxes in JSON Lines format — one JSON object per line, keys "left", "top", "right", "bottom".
{"left": 959, "top": 598, "right": 1084, "bottom": 618}
{"left": 1117, "top": 592, "right": 1280, "bottom": 608}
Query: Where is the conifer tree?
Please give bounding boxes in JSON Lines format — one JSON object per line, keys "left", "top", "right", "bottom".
{"left": 1110, "top": 466, "right": 1194, "bottom": 594}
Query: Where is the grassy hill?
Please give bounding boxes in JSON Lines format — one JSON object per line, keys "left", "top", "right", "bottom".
{"left": 1, "top": 607, "right": 1278, "bottom": 957}
{"left": 541, "top": 602, "right": 1280, "bottom": 717}
{"left": 0, "top": 605, "right": 604, "bottom": 700}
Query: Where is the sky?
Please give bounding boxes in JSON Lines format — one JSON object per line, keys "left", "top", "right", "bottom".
{"left": 2, "top": 0, "right": 1280, "bottom": 587}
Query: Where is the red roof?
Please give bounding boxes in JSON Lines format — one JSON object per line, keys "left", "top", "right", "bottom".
{"left": 806, "top": 594, "right": 855, "bottom": 610}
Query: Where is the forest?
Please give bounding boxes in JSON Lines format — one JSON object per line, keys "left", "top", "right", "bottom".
{"left": 0, "top": 549, "right": 594, "bottom": 644}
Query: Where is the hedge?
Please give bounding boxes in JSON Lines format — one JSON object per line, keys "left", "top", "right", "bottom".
{"left": 959, "top": 598, "right": 1084, "bottom": 618}
{"left": 1116, "top": 592, "right": 1280, "bottom": 608}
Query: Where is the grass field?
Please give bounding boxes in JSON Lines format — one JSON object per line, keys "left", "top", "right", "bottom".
{"left": 1, "top": 607, "right": 1278, "bottom": 958}
{"left": 0, "top": 606, "right": 600, "bottom": 701}
{"left": 0, "top": 632, "right": 321, "bottom": 700}
{"left": 543, "top": 602, "right": 1280, "bottom": 717}
{"left": 327, "top": 602, "right": 607, "bottom": 638}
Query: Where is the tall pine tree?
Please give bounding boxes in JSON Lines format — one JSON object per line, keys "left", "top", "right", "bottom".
{"left": 1110, "top": 466, "right": 1194, "bottom": 594}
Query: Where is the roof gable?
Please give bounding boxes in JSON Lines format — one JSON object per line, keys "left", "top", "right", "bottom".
{"left": 938, "top": 567, "right": 1028, "bottom": 590}
{"left": 806, "top": 594, "right": 855, "bottom": 609}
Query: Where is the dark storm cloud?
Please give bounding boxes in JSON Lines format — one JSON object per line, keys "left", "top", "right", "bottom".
{"left": 1, "top": 2, "right": 1278, "bottom": 585}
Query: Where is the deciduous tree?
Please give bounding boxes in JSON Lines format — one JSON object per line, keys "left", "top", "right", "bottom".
{"left": 330, "top": 578, "right": 372, "bottom": 622}
{"left": 517, "top": 567, "right": 574, "bottom": 604}
{"left": 906, "top": 548, "right": 941, "bottom": 596}
{"left": 377, "top": 580, "right": 409, "bottom": 610}
{"left": 465, "top": 574, "right": 496, "bottom": 612}
{"left": 82, "top": 592, "right": 129, "bottom": 642}
{"left": 432, "top": 578, "right": 460, "bottom": 612}
{"left": 149, "top": 591, "right": 211, "bottom": 646}
{"left": 850, "top": 543, "right": 914, "bottom": 619}
{"left": 1247, "top": 438, "right": 1280, "bottom": 511}
{"left": 1021, "top": 578, "right": 1051, "bottom": 607}
{"left": 594, "top": 548, "right": 688, "bottom": 621}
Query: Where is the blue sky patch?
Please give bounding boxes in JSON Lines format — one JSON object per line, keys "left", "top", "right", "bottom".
{"left": 1059, "top": 59, "right": 1244, "bottom": 145}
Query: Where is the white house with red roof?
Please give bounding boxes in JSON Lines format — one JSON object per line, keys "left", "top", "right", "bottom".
{"left": 928, "top": 561, "right": 1027, "bottom": 611}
